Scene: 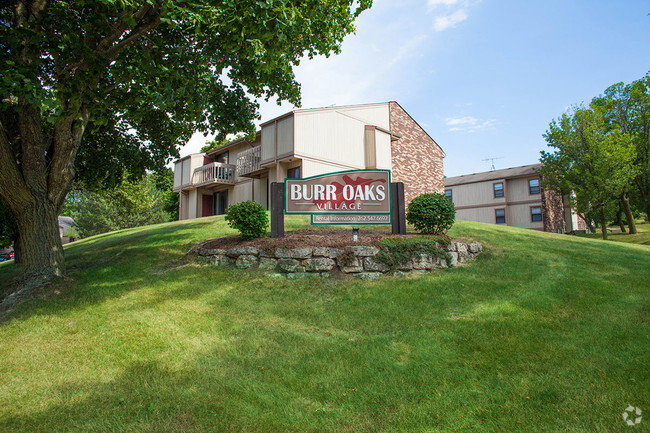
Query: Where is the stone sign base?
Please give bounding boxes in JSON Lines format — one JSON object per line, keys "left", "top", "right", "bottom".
{"left": 196, "top": 241, "right": 482, "bottom": 279}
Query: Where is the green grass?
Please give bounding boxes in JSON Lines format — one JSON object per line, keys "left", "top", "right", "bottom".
{"left": 579, "top": 222, "right": 650, "bottom": 246}
{"left": 0, "top": 216, "right": 648, "bottom": 432}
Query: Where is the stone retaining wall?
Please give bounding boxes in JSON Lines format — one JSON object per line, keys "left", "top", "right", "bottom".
{"left": 196, "top": 241, "right": 482, "bottom": 279}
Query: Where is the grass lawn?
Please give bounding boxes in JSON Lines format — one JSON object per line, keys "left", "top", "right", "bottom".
{"left": 0, "top": 216, "right": 648, "bottom": 432}
{"left": 579, "top": 222, "right": 650, "bottom": 246}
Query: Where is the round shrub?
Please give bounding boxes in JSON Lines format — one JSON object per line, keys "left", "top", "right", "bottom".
{"left": 225, "top": 201, "right": 268, "bottom": 240}
{"left": 406, "top": 193, "right": 456, "bottom": 235}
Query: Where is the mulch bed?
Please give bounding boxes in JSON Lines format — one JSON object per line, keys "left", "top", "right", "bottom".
{"left": 196, "top": 229, "right": 447, "bottom": 251}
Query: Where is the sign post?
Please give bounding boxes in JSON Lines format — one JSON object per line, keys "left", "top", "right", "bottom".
{"left": 270, "top": 182, "right": 284, "bottom": 238}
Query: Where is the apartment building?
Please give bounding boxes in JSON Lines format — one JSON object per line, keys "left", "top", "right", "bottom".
{"left": 444, "top": 164, "right": 585, "bottom": 232}
{"left": 173, "top": 102, "right": 445, "bottom": 220}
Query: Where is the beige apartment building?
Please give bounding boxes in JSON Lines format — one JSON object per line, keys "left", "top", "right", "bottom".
{"left": 174, "top": 102, "right": 445, "bottom": 220}
{"left": 444, "top": 164, "right": 585, "bottom": 232}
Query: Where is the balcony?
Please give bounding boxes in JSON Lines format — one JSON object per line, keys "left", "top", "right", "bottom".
{"left": 192, "top": 162, "right": 236, "bottom": 187}
{"left": 236, "top": 146, "right": 263, "bottom": 177}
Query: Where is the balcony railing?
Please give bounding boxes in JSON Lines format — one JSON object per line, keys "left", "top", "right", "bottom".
{"left": 236, "top": 146, "right": 262, "bottom": 177}
{"left": 192, "top": 162, "right": 236, "bottom": 187}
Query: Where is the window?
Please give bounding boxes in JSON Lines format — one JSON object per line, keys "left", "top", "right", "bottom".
{"left": 493, "top": 182, "right": 504, "bottom": 198}
{"left": 215, "top": 151, "right": 229, "bottom": 164}
{"left": 531, "top": 206, "right": 542, "bottom": 222}
{"left": 529, "top": 178, "right": 540, "bottom": 195}
{"left": 287, "top": 166, "right": 301, "bottom": 179}
{"left": 445, "top": 189, "right": 453, "bottom": 201}
{"left": 495, "top": 208, "right": 506, "bottom": 224}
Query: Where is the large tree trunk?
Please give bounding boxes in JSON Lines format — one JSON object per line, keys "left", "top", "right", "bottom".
{"left": 620, "top": 193, "right": 637, "bottom": 234}
{"left": 615, "top": 204, "right": 626, "bottom": 233}
{"left": 15, "top": 202, "right": 65, "bottom": 284}
{"left": 600, "top": 207, "right": 608, "bottom": 240}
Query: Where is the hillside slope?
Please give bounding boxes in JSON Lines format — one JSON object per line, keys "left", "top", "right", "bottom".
{"left": 0, "top": 217, "right": 648, "bottom": 432}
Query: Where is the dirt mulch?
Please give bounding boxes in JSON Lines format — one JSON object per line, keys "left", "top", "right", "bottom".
{"left": 195, "top": 229, "right": 446, "bottom": 251}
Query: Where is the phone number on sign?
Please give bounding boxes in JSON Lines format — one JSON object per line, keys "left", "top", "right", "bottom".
{"left": 356, "top": 215, "right": 390, "bottom": 222}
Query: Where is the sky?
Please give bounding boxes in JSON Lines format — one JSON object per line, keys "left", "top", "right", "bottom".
{"left": 178, "top": 0, "right": 650, "bottom": 177}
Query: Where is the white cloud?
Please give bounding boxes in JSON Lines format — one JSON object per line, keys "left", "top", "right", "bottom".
{"left": 433, "top": 9, "right": 468, "bottom": 31}
{"left": 445, "top": 116, "right": 495, "bottom": 133}
{"left": 445, "top": 116, "right": 478, "bottom": 126}
{"left": 427, "top": 0, "right": 459, "bottom": 9}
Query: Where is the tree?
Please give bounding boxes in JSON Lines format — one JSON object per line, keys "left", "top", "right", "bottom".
{"left": 201, "top": 135, "right": 243, "bottom": 153}
{"left": 592, "top": 73, "right": 650, "bottom": 232}
{"left": 539, "top": 107, "right": 637, "bottom": 240}
{"left": 0, "top": 1, "right": 371, "bottom": 287}
{"left": 64, "top": 174, "right": 171, "bottom": 238}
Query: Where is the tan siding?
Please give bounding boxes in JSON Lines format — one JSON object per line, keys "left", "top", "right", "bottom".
{"left": 276, "top": 116, "right": 294, "bottom": 156}
{"left": 448, "top": 181, "right": 506, "bottom": 208}
{"left": 261, "top": 123, "right": 276, "bottom": 161}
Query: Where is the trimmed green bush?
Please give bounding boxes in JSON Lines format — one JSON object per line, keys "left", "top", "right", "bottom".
{"left": 406, "top": 193, "right": 456, "bottom": 235}
{"left": 225, "top": 201, "right": 268, "bottom": 240}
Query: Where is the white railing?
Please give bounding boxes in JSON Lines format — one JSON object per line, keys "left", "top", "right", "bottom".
{"left": 192, "top": 162, "right": 236, "bottom": 186}
{"left": 236, "top": 146, "right": 262, "bottom": 176}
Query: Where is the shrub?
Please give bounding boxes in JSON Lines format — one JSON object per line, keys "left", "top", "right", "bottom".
{"left": 406, "top": 193, "right": 456, "bottom": 235}
{"left": 225, "top": 201, "right": 268, "bottom": 240}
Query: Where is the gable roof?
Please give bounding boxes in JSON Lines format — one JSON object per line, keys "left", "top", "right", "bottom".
{"left": 445, "top": 163, "right": 542, "bottom": 187}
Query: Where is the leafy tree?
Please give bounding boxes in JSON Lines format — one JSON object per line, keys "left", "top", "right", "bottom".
{"left": 64, "top": 174, "right": 171, "bottom": 238}
{"left": 200, "top": 135, "right": 243, "bottom": 153}
{"left": 151, "top": 168, "right": 179, "bottom": 222}
{"left": 539, "top": 107, "right": 637, "bottom": 240}
{"left": 0, "top": 1, "right": 370, "bottom": 287}
{"left": 592, "top": 73, "right": 650, "bottom": 225}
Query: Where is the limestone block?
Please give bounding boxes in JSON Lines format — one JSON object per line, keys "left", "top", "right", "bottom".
{"left": 276, "top": 259, "right": 301, "bottom": 273}
{"left": 236, "top": 254, "right": 258, "bottom": 269}
{"left": 363, "top": 257, "right": 390, "bottom": 272}
{"left": 313, "top": 247, "right": 344, "bottom": 258}
{"left": 258, "top": 257, "right": 278, "bottom": 270}
{"left": 345, "top": 246, "right": 379, "bottom": 257}
{"left": 303, "top": 258, "right": 335, "bottom": 272}
{"left": 226, "top": 247, "right": 260, "bottom": 257}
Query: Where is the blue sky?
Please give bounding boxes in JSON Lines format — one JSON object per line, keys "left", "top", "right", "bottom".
{"left": 180, "top": 0, "right": 650, "bottom": 177}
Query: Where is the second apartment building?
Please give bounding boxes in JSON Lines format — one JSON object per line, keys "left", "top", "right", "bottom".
{"left": 444, "top": 164, "right": 585, "bottom": 233}
{"left": 173, "top": 102, "right": 445, "bottom": 220}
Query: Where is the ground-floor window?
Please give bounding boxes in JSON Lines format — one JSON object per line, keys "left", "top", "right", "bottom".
{"left": 495, "top": 208, "right": 506, "bottom": 224}
{"left": 531, "top": 206, "right": 542, "bottom": 222}
{"left": 214, "top": 190, "right": 228, "bottom": 215}
{"left": 287, "top": 166, "right": 301, "bottom": 179}
{"left": 445, "top": 189, "right": 452, "bottom": 201}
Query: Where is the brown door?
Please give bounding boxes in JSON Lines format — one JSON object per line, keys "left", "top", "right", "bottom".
{"left": 202, "top": 194, "right": 214, "bottom": 217}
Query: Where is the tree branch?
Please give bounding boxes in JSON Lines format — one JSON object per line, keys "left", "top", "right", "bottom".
{"left": 48, "top": 107, "right": 89, "bottom": 210}
{"left": 95, "top": 4, "right": 163, "bottom": 61}
{"left": 0, "top": 122, "right": 31, "bottom": 211}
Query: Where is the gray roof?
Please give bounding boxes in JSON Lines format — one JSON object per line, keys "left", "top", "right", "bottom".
{"left": 445, "top": 163, "right": 542, "bottom": 187}
{"left": 58, "top": 216, "right": 76, "bottom": 230}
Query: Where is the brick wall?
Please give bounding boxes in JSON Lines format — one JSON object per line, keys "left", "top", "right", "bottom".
{"left": 389, "top": 102, "right": 445, "bottom": 205}
{"left": 541, "top": 186, "right": 564, "bottom": 233}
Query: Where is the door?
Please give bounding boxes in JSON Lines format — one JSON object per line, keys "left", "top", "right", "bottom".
{"left": 214, "top": 190, "right": 228, "bottom": 215}
{"left": 202, "top": 194, "right": 214, "bottom": 217}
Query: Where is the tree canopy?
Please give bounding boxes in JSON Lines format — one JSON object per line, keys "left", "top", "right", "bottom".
{"left": 538, "top": 73, "right": 650, "bottom": 239}
{"left": 0, "top": 0, "right": 372, "bottom": 287}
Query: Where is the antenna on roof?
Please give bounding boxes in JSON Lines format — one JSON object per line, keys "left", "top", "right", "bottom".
{"left": 482, "top": 157, "right": 503, "bottom": 171}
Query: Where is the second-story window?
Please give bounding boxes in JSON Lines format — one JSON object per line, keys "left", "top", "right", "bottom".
{"left": 287, "top": 166, "right": 301, "bottom": 179}
{"left": 215, "top": 151, "right": 229, "bottom": 164}
{"left": 445, "top": 189, "right": 452, "bottom": 201}
{"left": 529, "top": 178, "right": 540, "bottom": 195}
{"left": 493, "top": 182, "right": 504, "bottom": 198}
